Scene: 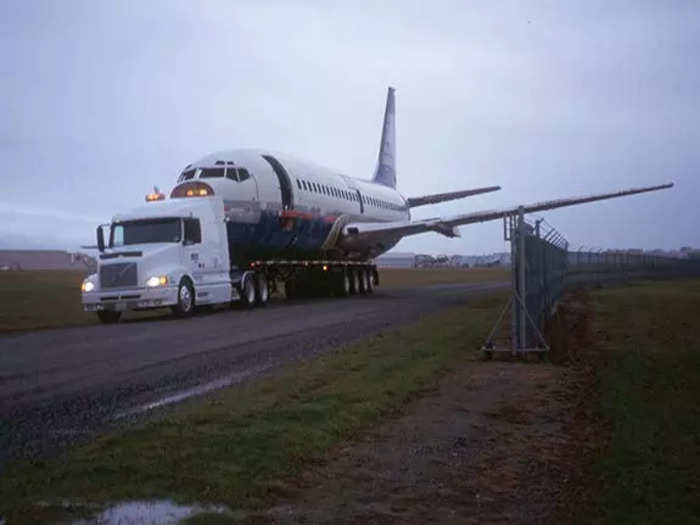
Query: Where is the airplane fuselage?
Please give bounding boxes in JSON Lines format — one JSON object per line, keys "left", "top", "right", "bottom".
{"left": 170, "top": 148, "right": 410, "bottom": 266}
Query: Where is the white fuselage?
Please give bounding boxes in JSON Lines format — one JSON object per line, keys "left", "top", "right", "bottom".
{"left": 171, "top": 148, "right": 410, "bottom": 264}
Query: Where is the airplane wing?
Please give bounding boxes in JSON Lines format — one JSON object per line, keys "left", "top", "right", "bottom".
{"left": 406, "top": 186, "right": 501, "bottom": 207}
{"left": 341, "top": 183, "right": 674, "bottom": 245}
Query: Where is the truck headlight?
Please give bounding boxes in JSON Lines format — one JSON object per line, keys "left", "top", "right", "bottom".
{"left": 81, "top": 280, "right": 95, "bottom": 292}
{"left": 146, "top": 275, "right": 169, "bottom": 287}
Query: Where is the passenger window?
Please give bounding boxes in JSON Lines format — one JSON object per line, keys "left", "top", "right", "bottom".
{"left": 302, "top": 180, "right": 308, "bottom": 191}
{"left": 184, "top": 218, "right": 202, "bottom": 245}
{"left": 296, "top": 179, "right": 302, "bottom": 189}
{"left": 238, "top": 169, "right": 251, "bottom": 182}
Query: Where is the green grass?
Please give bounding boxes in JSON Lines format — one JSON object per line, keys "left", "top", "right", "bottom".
{"left": 379, "top": 267, "right": 509, "bottom": 288}
{"left": 588, "top": 280, "right": 700, "bottom": 523}
{"left": 0, "top": 268, "right": 508, "bottom": 334}
{"left": 0, "top": 270, "right": 94, "bottom": 333}
{"left": 0, "top": 293, "right": 507, "bottom": 522}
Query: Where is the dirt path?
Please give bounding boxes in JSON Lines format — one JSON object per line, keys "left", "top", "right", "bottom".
{"left": 257, "top": 295, "right": 598, "bottom": 524}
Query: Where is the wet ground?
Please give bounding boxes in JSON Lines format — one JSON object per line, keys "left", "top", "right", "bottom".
{"left": 0, "top": 281, "right": 507, "bottom": 472}
{"left": 260, "top": 362, "right": 587, "bottom": 524}
{"left": 254, "top": 291, "right": 600, "bottom": 524}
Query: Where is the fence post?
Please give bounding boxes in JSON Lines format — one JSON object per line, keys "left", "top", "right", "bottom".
{"left": 510, "top": 216, "right": 518, "bottom": 355}
{"left": 518, "top": 206, "right": 527, "bottom": 351}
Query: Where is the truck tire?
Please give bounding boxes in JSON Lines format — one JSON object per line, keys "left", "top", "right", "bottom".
{"left": 97, "top": 310, "right": 121, "bottom": 324}
{"left": 172, "top": 278, "right": 195, "bottom": 317}
{"left": 284, "top": 278, "right": 297, "bottom": 299}
{"left": 336, "top": 270, "right": 351, "bottom": 297}
{"left": 256, "top": 274, "right": 269, "bottom": 306}
{"left": 239, "top": 272, "right": 256, "bottom": 308}
{"left": 359, "top": 269, "right": 369, "bottom": 294}
{"left": 350, "top": 268, "right": 360, "bottom": 294}
{"left": 365, "top": 268, "right": 374, "bottom": 293}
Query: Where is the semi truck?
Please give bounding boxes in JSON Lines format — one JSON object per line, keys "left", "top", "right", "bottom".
{"left": 81, "top": 192, "right": 378, "bottom": 323}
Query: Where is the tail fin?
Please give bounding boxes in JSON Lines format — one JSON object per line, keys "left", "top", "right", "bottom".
{"left": 372, "top": 87, "right": 396, "bottom": 188}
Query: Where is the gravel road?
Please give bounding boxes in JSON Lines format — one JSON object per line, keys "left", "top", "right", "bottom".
{"left": 0, "top": 281, "right": 506, "bottom": 472}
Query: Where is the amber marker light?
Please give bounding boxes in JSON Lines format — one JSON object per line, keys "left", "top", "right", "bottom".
{"left": 145, "top": 192, "right": 165, "bottom": 202}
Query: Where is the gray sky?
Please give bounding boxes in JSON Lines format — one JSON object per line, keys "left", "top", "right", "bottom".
{"left": 2, "top": 1, "right": 698, "bottom": 254}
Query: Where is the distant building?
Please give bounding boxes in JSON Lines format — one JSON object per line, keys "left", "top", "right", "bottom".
{"left": 0, "top": 250, "right": 95, "bottom": 272}
{"left": 376, "top": 252, "right": 416, "bottom": 269}
{"left": 415, "top": 254, "right": 436, "bottom": 267}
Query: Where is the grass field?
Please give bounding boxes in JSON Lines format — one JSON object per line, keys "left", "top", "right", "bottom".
{"left": 1, "top": 277, "right": 698, "bottom": 522}
{"left": 0, "top": 270, "right": 94, "bottom": 333}
{"left": 378, "top": 266, "right": 508, "bottom": 288}
{"left": 588, "top": 280, "right": 700, "bottom": 523}
{"left": 0, "top": 293, "right": 507, "bottom": 523}
{"left": 0, "top": 268, "right": 509, "bottom": 334}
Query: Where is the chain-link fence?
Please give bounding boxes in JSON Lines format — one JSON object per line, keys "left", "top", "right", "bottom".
{"left": 483, "top": 210, "right": 700, "bottom": 357}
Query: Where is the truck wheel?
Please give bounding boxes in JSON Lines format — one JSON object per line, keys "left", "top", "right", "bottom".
{"left": 256, "top": 274, "right": 269, "bottom": 306}
{"left": 365, "top": 269, "right": 374, "bottom": 293}
{"left": 359, "top": 269, "right": 370, "bottom": 294}
{"left": 173, "top": 278, "right": 195, "bottom": 317}
{"left": 337, "top": 270, "right": 351, "bottom": 297}
{"left": 97, "top": 310, "right": 121, "bottom": 324}
{"left": 239, "top": 273, "right": 256, "bottom": 308}
{"left": 284, "top": 278, "right": 297, "bottom": 299}
{"left": 350, "top": 268, "right": 360, "bottom": 294}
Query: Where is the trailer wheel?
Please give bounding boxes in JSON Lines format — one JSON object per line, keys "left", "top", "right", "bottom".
{"left": 256, "top": 274, "right": 269, "bottom": 306}
{"left": 172, "top": 278, "right": 195, "bottom": 317}
{"left": 358, "top": 269, "right": 367, "bottom": 294}
{"left": 284, "top": 278, "right": 297, "bottom": 299}
{"left": 365, "top": 268, "right": 374, "bottom": 293}
{"left": 337, "top": 270, "right": 351, "bottom": 297}
{"left": 350, "top": 268, "right": 360, "bottom": 294}
{"left": 239, "top": 272, "right": 256, "bottom": 308}
{"left": 97, "top": 310, "right": 121, "bottom": 324}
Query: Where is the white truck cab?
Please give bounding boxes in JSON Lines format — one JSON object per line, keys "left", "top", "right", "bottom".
{"left": 82, "top": 196, "right": 235, "bottom": 323}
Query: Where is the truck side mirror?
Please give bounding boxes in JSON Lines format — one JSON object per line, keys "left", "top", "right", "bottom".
{"left": 97, "top": 226, "right": 105, "bottom": 252}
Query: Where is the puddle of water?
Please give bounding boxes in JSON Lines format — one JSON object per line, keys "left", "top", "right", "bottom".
{"left": 114, "top": 364, "right": 270, "bottom": 419}
{"left": 72, "top": 499, "right": 230, "bottom": 524}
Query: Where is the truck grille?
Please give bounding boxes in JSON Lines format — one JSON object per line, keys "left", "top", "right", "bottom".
{"left": 100, "top": 263, "right": 137, "bottom": 289}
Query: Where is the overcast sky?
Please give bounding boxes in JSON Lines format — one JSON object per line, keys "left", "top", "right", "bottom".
{"left": 2, "top": 1, "right": 698, "bottom": 254}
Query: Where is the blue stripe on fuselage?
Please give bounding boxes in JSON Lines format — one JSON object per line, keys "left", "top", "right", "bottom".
{"left": 226, "top": 210, "right": 332, "bottom": 266}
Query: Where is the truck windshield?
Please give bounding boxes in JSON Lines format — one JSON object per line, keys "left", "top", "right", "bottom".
{"left": 110, "top": 218, "right": 181, "bottom": 247}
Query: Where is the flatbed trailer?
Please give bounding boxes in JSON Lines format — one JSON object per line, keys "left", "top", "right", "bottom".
{"left": 232, "top": 259, "right": 379, "bottom": 305}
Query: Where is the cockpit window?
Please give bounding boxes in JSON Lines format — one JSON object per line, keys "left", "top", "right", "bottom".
{"left": 225, "top": 167, "right": 237, "bottom": 181}
{"left": 179, "top": 169, "right": 196, "bottom": 183}
{"left": 200, "top": 167, "right": 225, "bottom": 178}
{"left": 238, "top": 169, "right": 250, "bottom": 182}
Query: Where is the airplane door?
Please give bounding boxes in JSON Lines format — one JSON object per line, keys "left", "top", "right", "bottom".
{"left": 261, "top": 154, "right": 294, "bottom": 210}
{"left": 356, "top": 189, "right": 364, "bottom": 214}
